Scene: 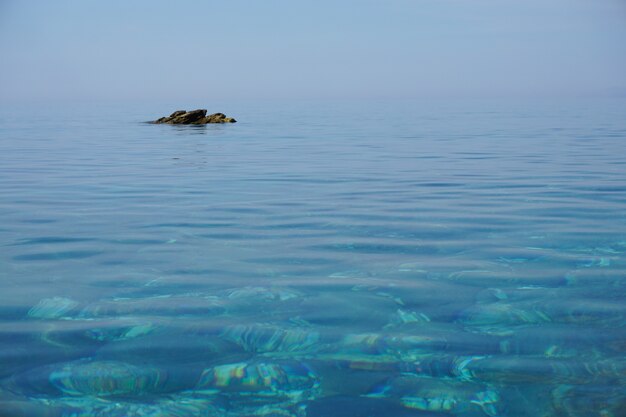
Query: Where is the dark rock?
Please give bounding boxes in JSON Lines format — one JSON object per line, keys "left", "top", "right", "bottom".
{"left": 169, "top": 110, "right": 187, "bottom": 118}
{"left": 152, "top": 109, "right": 237, "bottom": 125}
{"left": 200, "top": 113, "right": 238, "bottom": 124}
{"left": 171, "top": 109, "right": 207, "bottom": 124}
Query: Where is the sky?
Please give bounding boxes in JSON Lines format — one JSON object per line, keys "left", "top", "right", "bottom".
{"left": 0, "top": 0, "right": 625, "bottom": 101}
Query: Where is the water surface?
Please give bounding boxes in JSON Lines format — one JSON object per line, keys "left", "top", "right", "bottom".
{"left": 0, "top": 100, "right": 625, "bottom": 416}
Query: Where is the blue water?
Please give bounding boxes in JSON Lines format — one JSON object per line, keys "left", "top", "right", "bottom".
{"left": 0, "top": 100, "right": 625, "bottom": 416}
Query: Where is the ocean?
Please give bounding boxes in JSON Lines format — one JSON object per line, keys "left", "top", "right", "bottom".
{"left": 0, "top": 99, "right": 625, "bottom": 416}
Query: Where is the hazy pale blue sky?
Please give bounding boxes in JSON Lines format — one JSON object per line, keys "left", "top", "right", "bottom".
{"left": 1, "top": 0, "right": 625, "bottom": 101}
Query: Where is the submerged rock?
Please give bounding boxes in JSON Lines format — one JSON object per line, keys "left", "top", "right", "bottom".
{"left": 368, "top": 374, "right": 502, "bottom": 416}
{"left": 153, "top": 109, "right": 237, "bottom": 124}
{"left": 28, "top": 297, "right": 79, "bottom": 319}
{"left": 196, "top": 360, "right": 319, "bottom": 400}
{"left": 223, "top": 286, "right": 302, "bottom": 303}
{"left": 7, "top": 360, "right": 173, "bottom": 398}
{"left": 79, "top": 293, "right": 225, "bottom": 318}
{"left": 221, "top": 323, "right": 321, "bottom": 354}
{"left": 551, "top": 384, "right": 626, "bottom": 417}
{"left": 49, "top": 361, "right": 166, "bottom": 397}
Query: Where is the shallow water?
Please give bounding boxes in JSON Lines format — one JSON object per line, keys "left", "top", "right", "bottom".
{"left": 0, "top": 99, "right": 625, "bottom": 416}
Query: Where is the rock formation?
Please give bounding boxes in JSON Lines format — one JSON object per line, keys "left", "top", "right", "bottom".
{"left": 153, "top": 109, "right": 236, "bottom": 124}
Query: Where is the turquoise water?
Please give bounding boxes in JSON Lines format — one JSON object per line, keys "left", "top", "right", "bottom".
{"left": 0, "top": 100, "right": 625, "bottom": 416}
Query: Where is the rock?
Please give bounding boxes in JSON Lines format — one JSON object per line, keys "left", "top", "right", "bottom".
{"left": 171, "top": 109, "right": 206, "bottom": 124}
{"left": 169, "top": 110, "right": 187, "bottom": 118}
{"left": 152, "top": 109, "right": 237, "bottom": 124}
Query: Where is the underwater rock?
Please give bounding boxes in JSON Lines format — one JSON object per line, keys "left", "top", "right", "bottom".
{"left": 496, "top": 325, "right": 610, "bottom": 357}
{"left": 8, "top": 360, "right": 172, "bottom": 398}
{"left": 297, "top": 291, "right": 400, "bottom": 330}
{"left": 196, "top": 360, "right": 319, "bottom": 401}
{"left": 84, "top": 317, "right": 156, "bottom": 342}
{"left": 28, "top": 297, "right": 79, "bottom": 319}
{"left": 473, "top": 287, "right": 549, "bottom": 304}
{"left": 459, "top": 295, "right": 625, "bottom": 336}
{"left": 304, "top": 338, "right": 462, "bottom": 396}
{"left": 551, "top": 384, "right": 626, "bottom": 417}
{"left": 311, "top": 352, "right": 404, "bottom": 376}
{"left": 541, "top": 297, "right": 625, "bottom": 327}
{"left": 367, "top": 374, "right": 501, "bottom": 417}
{"left": 152, "top": 109, "right": 237, "bottom": 124}
{"left": 457, "top": 302, "right": 551, "bottom": 335}
{"left": 220, "top": 286, "right": 304, "bottom": 318}
{"left": 79, "top": 293, "right": 225, "bottom": 318}
{"left": 49, "top": 360, "right": 168, "bottom": 397}
{"left": 337, "top": 332, "right": 447, "bottom": 361}
{"left": 96, "top": 331, "right": 243, "bottom": 367}
{"left": 224, "top": 286, "right": 302, "bottom": 303}
{"left": 384, "top": 309, "right": 433, "bottom": 330}
{"left": 310, "top": 353, "right": 489, "bottom": 384}
{"left": 221, "top": 323, "right": 321, "bottom": 354}
{"left": 31, "top": 318, "right": 123, "bottom": 351}
{"left": 457, "top": 355, "right": 626, "bottom": 385}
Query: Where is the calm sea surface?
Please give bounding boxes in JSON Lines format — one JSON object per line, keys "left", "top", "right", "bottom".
{"left": 0, "top": 100, "right": 625, "bottom": 416}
